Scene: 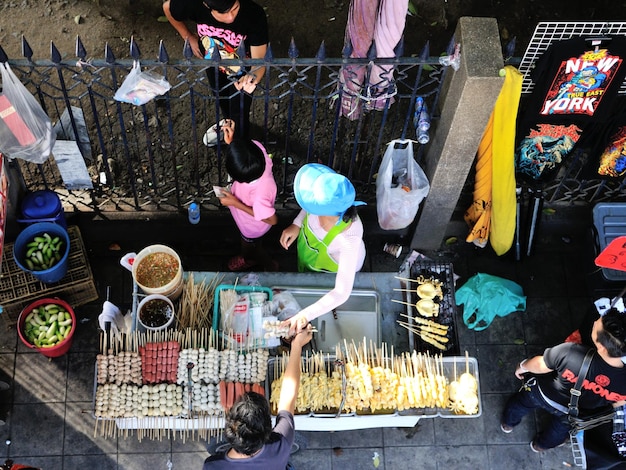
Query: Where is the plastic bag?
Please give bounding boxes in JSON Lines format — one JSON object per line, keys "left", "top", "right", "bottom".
{"left": 376, "top": 139, "right": 430, "bottom": 230}
{"left": 0, "top": 62, "right": 55, "bottom": 164}
{"left": 455, "top": 273, "right": 526, "bottom": 331}
{"left": 113, "top": 61, "right": 171, "bottom": 106}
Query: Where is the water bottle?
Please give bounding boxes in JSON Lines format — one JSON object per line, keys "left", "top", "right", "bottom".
{"left": 414, "top": 97, "right": 431, "bottom": 144}
{"left": 188, "top": 202, "right": 200, "bottom": 225}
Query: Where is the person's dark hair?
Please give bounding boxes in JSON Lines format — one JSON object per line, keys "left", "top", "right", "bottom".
{"left": 342, "top": 205, "right": 358, "bottom": 223}
{"left": 204, "top": 0, "right": 237, "bottom": 13}
{"left": 224, "top": 392, "right": 272, "bottom": 456}
{"left": 226, "top": 139, "right": 266, "bottom": 183}
{"left": 597, "top": 309, "right": 626, "bottom": 357}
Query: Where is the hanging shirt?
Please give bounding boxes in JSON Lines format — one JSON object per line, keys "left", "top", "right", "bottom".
{"left": 515, "top": 36, "right": 626, "bottom": 182}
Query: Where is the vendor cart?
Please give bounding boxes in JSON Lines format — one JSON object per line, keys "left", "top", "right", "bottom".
{"left": 93, "top": 266, "right": 481, "bottom": 439}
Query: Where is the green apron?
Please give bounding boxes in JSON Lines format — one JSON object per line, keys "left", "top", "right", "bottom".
{"left": 297, "top": 215, "right": 349, "bottom": 273}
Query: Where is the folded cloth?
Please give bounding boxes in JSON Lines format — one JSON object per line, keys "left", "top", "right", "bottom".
{"left": 98, "top": 301, "right": 127, "bottom": 334}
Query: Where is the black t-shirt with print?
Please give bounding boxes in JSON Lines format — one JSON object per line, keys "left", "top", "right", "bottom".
{"left": 515, "top": 36, "right": 626, "bottom": 182}
{"left": 169, "top": 0, "right": 268, "bottom": 68}
{"left": 538, "top": 342, "right": 626, "bottom": 414}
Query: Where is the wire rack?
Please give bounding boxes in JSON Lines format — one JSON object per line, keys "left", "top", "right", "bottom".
{"left": 519, "top": 22, "right": 626, "bottom": 94}
{"left": 405, "top": 260, "right": 459, "bottom": 356}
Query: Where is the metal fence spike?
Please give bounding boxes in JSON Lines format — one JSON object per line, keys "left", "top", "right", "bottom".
{"left": 158, "top": 40, "right": 169, "bottom": 63}
{"left": 264, "top": 43, "right": 274, "bottom": 61}
{"left": 76, "top": 36, "right": 87, "bottom": 59}
{"left": 183, "top": 38, "right": 193, "bottom": 61}
{"left": 288, "top": 37, "right": 299, "bottom": 59}
{"left": 316, "top": 41, "right": 327, "bottom": 61}
{"left": 50, "top": 41, "right": 62, "bottom": 63}
{"left": 130, "top": 37, "right": 141, "bottom": 60}
{"left": 22, "top": 36, "right": 34, "bottom": 60}
{"left": 342, "top": 37, "right": 352, "bottom": 58}
{"left": 419, "top": 41, "right": 430, "bottom": 60}
{"left": 394, "top": 36, "right": 405, "bottom": 58}
{"left": 105, "top": 43, "right": 116, "bottom": 63}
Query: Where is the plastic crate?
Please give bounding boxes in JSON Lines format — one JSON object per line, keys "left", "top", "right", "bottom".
{"left": 0, "top": 225, "right": 98, "bottom": 326}
{"left": 592, "top": 203, "right": 626, "bottom": 282}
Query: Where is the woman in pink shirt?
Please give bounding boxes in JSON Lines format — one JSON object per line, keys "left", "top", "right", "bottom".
{"left": 279, "top": 164, "right": 366, "bottom": 332}
{"left": 219, "top": 120, "right": 278, "bottom": 271}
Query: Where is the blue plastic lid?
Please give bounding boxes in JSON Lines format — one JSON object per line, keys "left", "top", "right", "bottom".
{"left": 21, "top": 190, "right": 62, "bottom": 219}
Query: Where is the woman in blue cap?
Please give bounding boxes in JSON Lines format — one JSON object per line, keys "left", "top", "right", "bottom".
{"left": 279, "top": 163, "right": 366, "bottom": 332}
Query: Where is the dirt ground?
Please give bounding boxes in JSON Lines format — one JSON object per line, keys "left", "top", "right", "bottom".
{"left": 0, "top": 0, "right": 620, "bottom": 62}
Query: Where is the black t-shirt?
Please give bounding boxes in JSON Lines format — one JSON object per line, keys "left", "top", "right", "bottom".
{"left": 538, "top": 342, "right": 626, "bottom": 414}
{"left": 169, "top": 0, "right": 268, "bottom": 71}
{"left": 515, "top": 36, "right": 626, "bottom": 182}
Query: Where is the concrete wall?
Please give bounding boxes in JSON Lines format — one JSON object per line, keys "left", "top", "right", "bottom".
{"left": 411, "top": 17, "right": 505, "bottom": 251}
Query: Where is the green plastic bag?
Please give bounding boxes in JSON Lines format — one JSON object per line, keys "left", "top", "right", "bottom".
{"left": 455, "top": 273, "right": 526, "bottom": 331}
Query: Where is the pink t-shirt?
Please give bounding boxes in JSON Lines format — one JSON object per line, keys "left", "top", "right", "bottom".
{"left": 229, "top": 141, "right": 277, "bottom": 239}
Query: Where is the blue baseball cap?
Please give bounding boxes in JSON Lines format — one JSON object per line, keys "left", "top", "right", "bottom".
{"left": 293, "top": 163, "right": 365, "bottom": 216}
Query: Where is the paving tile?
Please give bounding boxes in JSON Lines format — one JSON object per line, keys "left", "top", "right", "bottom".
{"left": 170, "top": 450, "right": 208, "bottom": 469}
{"left": 329, "top": 427, "right": 383, "bottom": 448}
{"left": 67, "top": 352, "right": 99, "bottom": 402}
{"left": 482, "top": 393, "right": 536, "bottom": 445}
{"left": 382, "top": 419, "right": 435, "bottom": 447}
{"left": 13, "top": 353, "right": 68, "bottom": 404}
{"left": 9, "top": 402, "right": 66, "bottom": 456}
{"left": 329, "top": 446, "right": 384, "bottom": 469}
{"left": 64, "top": 454, "right": 117, "bottom": 469}
{"left": 475, "top": 344, "right": 527, "bottom": 393}
{"left": 117, "top": 452, "right": 172, "bottom": 469}
{"left": 383, "top": 445, "right": 438, "bottom": 470}
{"left": 434, "top": 444, "right": 489, "bottom": 469}
{"left": 487, "top": 443, "right": 543, "bottom": 469}
{"left": 522, "top": 297, "right": 577, "bottom": 346}
{"left": 63, "top": 400, "right": 116, "bottom": 455}
{"left": 289, "top": 447, "right": 333, "bottom": 470}
{"left": 434, "top": 414, "right": 485, "bottom": 446}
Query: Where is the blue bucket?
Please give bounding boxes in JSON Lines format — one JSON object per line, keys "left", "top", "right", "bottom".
{"left": 13, "top": 222, "right": 70, "bottom": 283}
{"left": 18, "top": 190, "right": 67, "bottom": 228}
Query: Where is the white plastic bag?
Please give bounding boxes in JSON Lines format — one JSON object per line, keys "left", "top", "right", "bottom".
{"left": 0, "top": 62, "right": 55, "bottom": 164}
{"left": 114, "top": 61, "right": 171, "bottom": 106}
{"left": 376, "top": 139, "right": 430, "bottom": 230}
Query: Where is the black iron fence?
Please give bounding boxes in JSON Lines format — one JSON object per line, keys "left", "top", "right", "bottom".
{"left": 1, "top": 35, "right": 450, "bottom": 214}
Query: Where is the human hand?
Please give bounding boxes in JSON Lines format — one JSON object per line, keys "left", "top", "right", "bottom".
{"left": 221, "top": 119, "right": 235, "bottom": 144}
{"left": 187, "top": 35, "right": 203, "bottom": 59}
{"left": 291, "top": 323, "right": 313, "bottom": 349}
{"left": 234, "top": 73, "right": 257, "bottom": 94}
{"left": 217, "top": 189, "right": 237, "bottom": 207}
{"left": 280, "top": 224, "right": 300, "bottom": 250}
{"left": 281, "top": 314, "right": 308, "bottom": 338}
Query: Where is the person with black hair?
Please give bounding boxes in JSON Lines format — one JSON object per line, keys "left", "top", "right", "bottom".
{"left": 501, "top": 309, "right": 626, "bottom": 453}
{"left": 218, "top": 119, "right": 278, "bottom": 271}
{"left": 162, "top": 0, "right": 268, "bottom": 142}
{"left": 279, "top": 163, "right": 366, "bottom": 333}
{"left": 203, "top": 325, "right": 313, "bottom": 469}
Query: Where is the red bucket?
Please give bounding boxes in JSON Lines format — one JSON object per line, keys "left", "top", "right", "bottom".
{"left": 18, "top": 298, "right": 76, "bottom": 358}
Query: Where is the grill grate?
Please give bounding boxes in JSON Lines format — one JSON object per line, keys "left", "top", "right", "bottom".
{"left": 406, "top": 260, "right": 459, "bottom": 356}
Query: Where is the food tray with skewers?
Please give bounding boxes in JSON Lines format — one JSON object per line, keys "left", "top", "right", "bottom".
{"left": 393, "top": 260, "right": 460, "bottom": 355}
{"left": 264, "top": 339, "right": 481, "bottom": 431}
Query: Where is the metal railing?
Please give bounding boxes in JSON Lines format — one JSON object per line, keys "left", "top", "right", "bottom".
{"left": 1, "top": 35, "right": 450, "bottom": 213}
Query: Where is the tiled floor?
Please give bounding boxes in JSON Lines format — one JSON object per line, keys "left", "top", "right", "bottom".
{"left": 0, "top": 204, "right": 620, "bottom": 469}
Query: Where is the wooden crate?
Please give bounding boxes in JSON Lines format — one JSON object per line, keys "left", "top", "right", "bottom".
{"left": 0, "top": 225, "right": 98, "bottom": 326}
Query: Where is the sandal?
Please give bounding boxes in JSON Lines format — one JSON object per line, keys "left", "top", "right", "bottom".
{"left": 227, "top": 255, "right": 257, "bottom": 272}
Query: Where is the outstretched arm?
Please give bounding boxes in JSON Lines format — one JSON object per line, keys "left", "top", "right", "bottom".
{"left": 278, "top": 326, "right": 313, "bottom": 414}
